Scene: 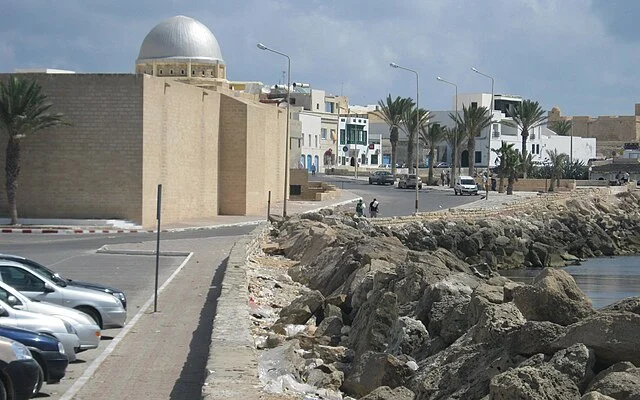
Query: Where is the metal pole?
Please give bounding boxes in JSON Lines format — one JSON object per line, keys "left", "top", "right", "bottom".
{"left": 472, "top": 67, "right": 494, "bottom": 199}
{"left": 415, "top": 71, "right": 419, "bottom": 214}
{"left": 257, "top": 43, "right": 290, "bottom": 218}
{"left": 154, "top": 184, "right": 162, "bottom": 313}
{"left": 570, "top": 121, "right": 573, "bottom": 163}
{"left": 267, "top": 190, "right": 271, "bottom": 221}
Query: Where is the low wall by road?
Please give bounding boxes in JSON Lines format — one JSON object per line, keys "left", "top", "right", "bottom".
{"left": 202, "top": 223, "right": 267, "bottom": 400}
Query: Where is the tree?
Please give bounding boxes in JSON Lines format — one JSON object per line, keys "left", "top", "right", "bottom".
{"left": 401, "top": 106, "right": 432, "bottom": 174}
{"left": 450, "top": 104, "right": 492, "bottom": 175}
{"left": 444, "top": 124, "right": 468, "bottom": 187}
{"left": 491, "top": 141, "right": 514, "bottom": 193}
{"left": 549, "top": 119, "right": 572, "bottom": 136}
{"left": 546, "top": 148, "right": 568, "bottom": 192}
{"left": 0, "top": 76, "right": 66, "bottom": 225}
{"left": 420, "top": 122, "right": 445, "bottom": 185}
{"left": 506, "top": 99, "right": 547, "bottom": 178}
{"left": 502, "top": 146, "right": 524, "bottom": 195}
{"left": 375, "top": 95, "right": 413, "bottom": 177}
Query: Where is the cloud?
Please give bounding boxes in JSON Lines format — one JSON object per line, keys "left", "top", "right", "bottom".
{"left": 2, "top": 0, "right": 640, "bottom": 116}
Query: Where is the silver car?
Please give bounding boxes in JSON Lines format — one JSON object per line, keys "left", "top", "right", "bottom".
{"left": 0, "top": 260, "right": 126, "bottom": 329}
{"left": 0, "top": 300, "right": 80, "bottom": 361}
{"left": 0, "top": 281, "right": 101, "bottom": 351}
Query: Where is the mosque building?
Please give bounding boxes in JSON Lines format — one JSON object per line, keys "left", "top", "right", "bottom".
{"left": 0, "top": 15, "right": 288, "bottom": 227}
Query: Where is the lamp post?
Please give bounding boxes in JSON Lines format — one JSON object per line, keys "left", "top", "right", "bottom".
{"left": 471, "top": 67, "right": 494, "bottom": 199}
{"left": 391, "top": 62, "right": 420, "bottom": 215}
{"left": 436, "top": 76, "right": 457, "bottom": 177}
{"left": 258, "top": 43, "right": 290, "bottom": 217}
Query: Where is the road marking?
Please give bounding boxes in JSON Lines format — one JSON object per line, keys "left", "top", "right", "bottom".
{"left": 59, "top": 252, "right": 194, "bottom": 400}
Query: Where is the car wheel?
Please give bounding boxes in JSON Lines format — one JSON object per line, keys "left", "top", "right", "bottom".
{"left": 32, "top": 361, "right": 44, "bottom": 396}
{"left": 418, "top": 184, "right": 423, "bottom": 189}
{"left": 76, "top": 306, "right": 103, "bottom": 329}
{"left": 0, "top": 378, "right": 6, "bottom": 400}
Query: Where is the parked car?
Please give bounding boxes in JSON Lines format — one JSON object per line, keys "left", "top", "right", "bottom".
{"left": 435, "top": 162, "right": 451, "bottom": 168}
{"left": 369, "top": 171, "right": 396, "bottom": 185}
{"left": 0, "top": 281, "right": 101, "bottom": 352}
{"left": 0, "top": 254, "right": 127, "bottom": 309}
{"left": 0, "top": 326, "right": 68, "bottom": 395}
{"left": 454, "top": 175, "right": 479, "bottom": 195}
{"left": 0, "top": 300, "right": 80, "bottom": 362}
{"left": 0, "top": 336, "right": 40, "bottom": 400}
{"left": 0, "top": 260, "right": 127, "bottom": 329}
{"left": 398, "top": 174, "right": 423, "bottom": 189}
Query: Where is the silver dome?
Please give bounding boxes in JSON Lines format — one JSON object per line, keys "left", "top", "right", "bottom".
{"left": 137, "top": 16, "right": 224, "bottom": 63}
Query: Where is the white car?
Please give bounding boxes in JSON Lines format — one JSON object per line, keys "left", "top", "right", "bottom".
{"left": 0, "top": 281, "right": 101, "bottom": 352}
{"left": 454, "top": 175, "right": 479, "bottom": 196}
{"left": 0, "top": 300, "right": 80, "bottom": 361}
{"left": 0, "top": 260, "right": 126, "bottom": 329}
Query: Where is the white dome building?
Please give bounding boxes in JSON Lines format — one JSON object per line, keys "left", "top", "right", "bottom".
{"left": 135, "top": 15, "right": 226, "bottom": 80}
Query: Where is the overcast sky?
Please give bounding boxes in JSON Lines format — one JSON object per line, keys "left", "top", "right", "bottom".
{"left": 2, "top": 0, "right": 638, "bottom": 116}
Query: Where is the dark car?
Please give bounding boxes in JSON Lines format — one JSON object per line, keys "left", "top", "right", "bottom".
{"left": 368, "top": 171, "right": 396, "bottom": 185}
{"left": 0, "top": 254, "right": 127, "bottom": 309}
{"left": 0, "top": 326, "right": 68, "bottom": 395}
{"left": 0, "top": 336, "right": 40, "bottom": 400}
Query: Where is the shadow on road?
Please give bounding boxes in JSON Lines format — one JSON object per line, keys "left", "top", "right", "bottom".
{"left": 169, "top": 257, "right": 228, "bottom": 399}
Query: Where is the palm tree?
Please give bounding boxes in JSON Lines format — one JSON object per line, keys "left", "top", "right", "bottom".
{"left": 401, "top": 107, "right": 432, "bottom": 174}
{"left": 0, "top": 76, "right": 66, "bottom": 224}
{"left": 546, "top": 149, "right": 568, "bottom": 191}
{"left": 376, "top": 95, "right": 413, "bottom": 177}
{"left": 502, "top": 146, "right": 523, "bottom": 195}
{"left": 450, "top": 104, "right": 492, "bottom": 175}
{"left": 444, "top": 124, "right": 467, "bottom": 187}
{"left": 506, "top": 99, "right": 547, "bottom": 178}
{"left": 420, "top": 123, "right": 445, "bottom": 185}
{"left": 492, "top": 141, "right": 514, "bottom": 193}
{"left": 549, "top": 119, "right": 572, "bottom": 136}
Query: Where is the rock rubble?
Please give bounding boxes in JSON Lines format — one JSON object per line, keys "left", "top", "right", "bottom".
{"left": 248, "top": 190, "right": 640, "bottom": 399}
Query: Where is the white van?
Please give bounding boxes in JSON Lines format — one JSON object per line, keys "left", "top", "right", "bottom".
{"left": 454, "top": 175, "right": 479, "bottom": 195}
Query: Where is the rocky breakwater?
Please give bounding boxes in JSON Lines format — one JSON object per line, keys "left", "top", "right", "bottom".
{"left": 253, "top": 190, "right": 640, "bottom": 399}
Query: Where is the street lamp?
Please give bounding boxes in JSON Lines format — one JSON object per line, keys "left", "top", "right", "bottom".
{"left": 436, "top": 76, "right": 457, "bottom": 178}
{"left": 390, "top": 62, "right": 420, "bottom": 215}
{"left": 471, "top": 67, "right": 494, "bottom": 199}
{"left": 257, "top": 43, "right": 291, "bottom": 218}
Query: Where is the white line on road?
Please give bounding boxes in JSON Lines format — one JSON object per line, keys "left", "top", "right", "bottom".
{"left": 59, "top": 252, "right": 194, "bottom": 400}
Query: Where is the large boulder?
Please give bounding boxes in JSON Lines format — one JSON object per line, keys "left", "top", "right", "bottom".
{"left": 348, "top": 291, "right": 399, "bottom": 357}
{"left": 360, "top": 386, "right": 415, "bottom": 400}
{"left": 551, "top": 312, "right": 640, "bottom": 366}
{"left": 489, "top": 364, "right": 581, "bottom": 400}
{"left": 342, "top": 351, "right": 414, "bottom": 397}
{"left": 549, "top": 343, "right": 596, "bottom": 392}
{"left": 586, "top": 361, "right": 640, "bottom": 399}
{"left": 581, "top": 392, "right": 616, "bottom": 400}
{"left": 508, "top": 321, "right": 567, "bottom": 356}
{"left": 387, "top": 316, "right": 429, "bottom": 357}
{"left": 276, "top": 290, "right": 325, "bottom": 325}
{"left": 511, "top": 268, "right": 594, "bottom": 326}
{"left": 600, "top": 297, "right": 640, "bottom": 315}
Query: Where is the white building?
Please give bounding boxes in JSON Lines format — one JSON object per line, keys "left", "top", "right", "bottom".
{"left": 337, "top": 113, "right": 382, "bottom": 167}
{"left": 431, "top": 93, "right": 596, "bottom": 168}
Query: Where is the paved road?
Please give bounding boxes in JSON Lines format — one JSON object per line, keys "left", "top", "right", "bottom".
{"left": 316, "top": 174, "right": 481, "bottom": 216}
{"left": 0, "top": 225, "right": 255, "bottom": 399}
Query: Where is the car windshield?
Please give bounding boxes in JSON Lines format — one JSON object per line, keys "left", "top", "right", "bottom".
{"left": 19, "top": 259, "right": 68, "bottom": 286}
{"left": 461, "top": 179, "right": 475, "bottom": 185}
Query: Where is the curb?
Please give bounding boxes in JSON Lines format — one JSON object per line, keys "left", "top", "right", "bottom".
{"left": 96, "top": 245, "right": 191, "bottom": 257}
{"left": 202, "top": 222, "right": 267, "bottom": 400}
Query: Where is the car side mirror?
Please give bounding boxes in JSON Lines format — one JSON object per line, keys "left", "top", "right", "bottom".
{"left": 44, "top": 283, "right": 55, "bottom": 293}
{"left": 7, "top": 295, "right": 18, "bottom": 306}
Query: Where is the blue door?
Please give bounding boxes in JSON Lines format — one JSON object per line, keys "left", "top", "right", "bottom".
{"left": 314, "top": 156, "right": 319, "bottom": 172}
{"left": 307, "top": 155, "right": 312, "bottom": 172}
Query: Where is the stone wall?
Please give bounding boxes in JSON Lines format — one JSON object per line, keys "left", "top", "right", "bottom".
{"left": 140, "top": 76, "right": 221, "bottom": 227}
{"left": 0, "top": 73, "right": 145, "bottom": 222}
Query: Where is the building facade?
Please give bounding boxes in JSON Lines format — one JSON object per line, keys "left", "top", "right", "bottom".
{"left": 1, "top": 15, "right": 287, "bottom": 227}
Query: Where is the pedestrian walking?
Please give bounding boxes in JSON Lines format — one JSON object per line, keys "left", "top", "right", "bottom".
{"left": 445, "top": 170, "right": 451, "bottom": 186}
{"left": 355, "top": 199, "right": 364, "bottom": 217}
{"left": 440, "top": 170, "right": 446, "bottom": 186}
{"left": 311, "top": 164, "right": 316, "bottom": 176}
{"left": 369, "top": 198, "right": 379, "bottom": 218}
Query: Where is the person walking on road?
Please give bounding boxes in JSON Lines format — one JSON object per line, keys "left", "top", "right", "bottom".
{"left": 369, "top": 198, "right": 379, "bottom": 218}
{"left": 440, "top": 170, "right": 446, "bottom": 186}
{"left": 356, "top": 199, "right": 364, "bottom": 217}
